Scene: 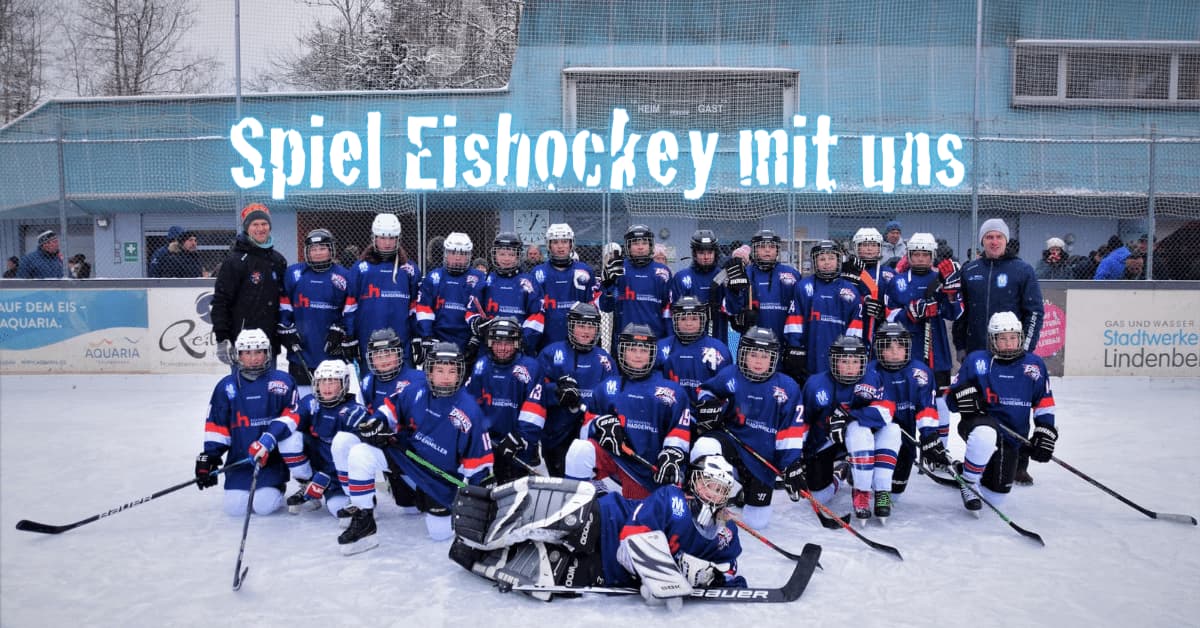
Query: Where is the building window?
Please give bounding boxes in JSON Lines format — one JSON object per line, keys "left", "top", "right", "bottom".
{"left": 1013, "top": 40, "right": 1200, "bottom": 108}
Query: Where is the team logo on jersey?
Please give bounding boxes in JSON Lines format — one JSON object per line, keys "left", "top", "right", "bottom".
{"left": 655, "top": 267, "right": 670, "bottom": 282}
{"left": 519, "top": 278, "right": 533, "bottom": 293}
{"left": 701, "top": 346, "right": 724, "bottom": 371}
{"left": 573, "top": 269, "right": 590, "bottom": 291}
{"left": 716, "top": 525, "right": 734, "bottom": 549}
{"left": 599, "top": 355, "right": 613, "bottom": 371}
{"left": 534, "top": 268, "right": 545, "bottom": 283}
{"left": 681, "top": 275, "right": 693, "bottom": 289}
{"left": 896, "top": 277, "right": 908, "bottom": 292}
{"left": 331, "top": 273, "right": 347, "bottom": 291}
{"left": 975, "top": 358, "right": 988, "bottom": 374}
{"left": 804, "top": 282, "right": 814, "bottom": 296}
{"left": 996, "top": 273, "right": 1008, "bottom": 288}
{"left": 292, "top": 268, "right": 303, "bottom": 280}
{"left": 654, "top": 386, "right": 677, "bottom": 407}
{"left": 660, "top": 345, "right": 672, "bottom": 359}
{"left": 816, "top": 390, "right": 829, "bottom": 405}
{"left": 854, "top": 383, "right": 880, "bottom": 400}
{"left": 1024, "top": 363, "right": 1041, "bottom": 381}
{"left": 772, "top": 386, "right": 788, "bottom": 405}
{"left": 606, "top": 379, "right": 619, "bottom": 395}
{"left": 249, "top": 271, "right": 263, "bottom": 285}
{"left": 268, "top": 380, "right": 289, "bottom": 395}
{"left": 466, "top": 274, "right": 479, "bottom": 288}
{"left": 225, "top": 383, "right": 237, "bottom": 399}
{"left": 670, "top": 495, "right": 687, "bottom": 517}
{"left": 780, "top": 271, "right": 797, "bottom": 286}
{"left": 396, "top": 379, "right": 412, "bottom": 395}
{"left": 429, "top": 270, "right": 443, "bottom": 285}
{"left": 839, "top": 287, "right": 858, "bottom": 302}
{"left": 553, "top": 349, "right": 566, "bottom": 365}
{"left": 512, "top": 364, "right": 531, "bottom": 384}
{"left": 725, "top": 377, "right": 737, "bottom": 394}
{"left": 448, "top": 407, "right": 473, "bottom": 433}
{"left": 912, "top": 368, "right": 929, "bottom": 387}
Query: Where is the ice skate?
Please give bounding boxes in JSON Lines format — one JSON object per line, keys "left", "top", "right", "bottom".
{"left": 874, "top": 490, "right": 892, "bottom": 524}
{"left": 338, "top": 507, "right": 379, "bottom": 555}
{"left": 286, "top": 481, "right": 322, "bottom": 514}
{"left": 852, "top": 489, "right": 872, "bottom": 523}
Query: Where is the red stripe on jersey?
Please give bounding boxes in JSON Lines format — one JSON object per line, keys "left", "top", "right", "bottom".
{"left": 205, "top": 422, "right": 230, "bottom": 437}
{"left": 462, "top": 452, "right": 495, "bottom": 471}
{"left": 619, "top": 524, "right": 653, "bottom": 541}
{"left": 1036, "top": 397, "right": 1055, "bottom": 409}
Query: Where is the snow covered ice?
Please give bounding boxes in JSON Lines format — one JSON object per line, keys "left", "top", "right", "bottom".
{"left": 2, "top": 373, "right": 1197, "bottom": 627}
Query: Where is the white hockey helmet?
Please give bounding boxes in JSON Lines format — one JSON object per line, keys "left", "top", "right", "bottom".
{"left": 689, "top": 454, "right": 742, "bottom": 527}
{"left": 987, "top": 311, "right": 1025, "bottom": 360}
{"left": 372, "top": 213, "right": 402, "bottom": 238}
{"left": 546, "top": 222, "right": 575, "bottom": 265}
{"left": 312, "top": 360, "right": 351, "bottom": 407}
{"left": 443, "top": 232, "right": 473, "bottom": 273}
{"left": 853, "top": 227, "right": 884, "bottom": 246}
{"left": 907, "top": 232, "right": 938, "bottom": 253}
{"left": 233, "top": 328, "right": 272, "bottom": 380}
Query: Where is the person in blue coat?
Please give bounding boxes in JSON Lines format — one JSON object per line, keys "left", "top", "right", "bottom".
{"left": 17, "top": 230, "right": 63, "bottom": 278}
{"left": 1094, "top": 234, "right": 1147, "bottom": 280}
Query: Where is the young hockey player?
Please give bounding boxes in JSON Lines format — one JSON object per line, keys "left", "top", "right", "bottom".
{"left": 868, "top": 323, "right": 941, "bottom": 500}
{"left": 467, "top": 231, "right": 545, "bottom": 355}
{"left": 563, "top": 323, "right": 692, "bottom": 499}
{"left": 358, "top": 327, "right": 426, "bottom": 414}
{"left": 668, "top": 229, "right": 725, "bottom": 340}
{"left": 415, "top": 232, "right": 486, "bottom": 355}
{"left": 194, "top": 328, "right": 299, "bottom": 516}
{"left": 450, "top": 454, "right": 748, "bottom": 608}
{"left": 690, "top": 326, "right": 805, "bottom": 529}
{"left": 278, "top": 228, "right": 351, "bottom": 396}
{"left": 946, "top": 311, "right": 1057, "bottom": 512}
{"left": 530, "top": 222, "right": 600, "bottom": 352}
{"left": 783, "top": 241, "right": 865, "bottom": 381}
{"left": 600, "top": 224, "right": 673, "bottom": 345}
{"left": 723, "top": 229, "right": 802, "bottom": 342}
{"left": 337, "top": 213, "right": 421, "bottom": 370}
{"left": 657, "top": 296, "right": 732, "bottom": 404}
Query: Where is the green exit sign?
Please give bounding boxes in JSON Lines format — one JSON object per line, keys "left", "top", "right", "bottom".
{"left": 122, "top": 241, "right": 139, "bottom": 262}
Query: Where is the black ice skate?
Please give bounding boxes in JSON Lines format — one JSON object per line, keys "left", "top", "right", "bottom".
{"left": 874, "top": 490, "right": 892, "bottom": 523}
{"left": 286, "top": 481, "right": 322, "bottom": 515}
{"left": 338, "top": 507, "right": 379, "bottom": 555}
{"left": 959, "top": 482, "right": 983, "bottom": 514}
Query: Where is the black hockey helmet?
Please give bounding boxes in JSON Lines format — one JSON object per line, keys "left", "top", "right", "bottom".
{"left": 617, "top": 322, "right": 657, "bottom": 380}
{"left": 367, "top": 327, "right": 403, "bottom": 382}
{"left": 750, "top": 229, "right": 782, "bottom": 271}
{"left": 670, "top": 296, "right": 708, "bottom": 344}
{"left": 810, "top": 240, "right": 842, "bottom": 281}
{"left": 690, "top": 229, "right": 719, "bottom": 272}
{"left": 486, "top": 317, "right": 522, "bottom": 365}
{"left": 873, "top": 322, "right": 912, "bottom": 371}
{"left": 492, "top": 231, "right": 523, "bottom": 277}
{"left": 566, "top": 301, "right": 601, "bottom": 352}
{"left": 424, "top": 341, "right": 466, "bottom": 397}
{"left": 304, "top": 228, "right": 336, "bottom": 272}
{"left": 625, "top": 224, "right": 655, "bottom": 267}
{"left": 737, "top": 326, "right": 780, "bottom": 382}
{"left": 828, "top": 334, "right": 868, "bottom": 385}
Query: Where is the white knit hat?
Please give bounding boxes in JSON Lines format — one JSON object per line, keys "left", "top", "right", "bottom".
{"left": 1045, "top": 237, "right": 1066, "bottom": 250}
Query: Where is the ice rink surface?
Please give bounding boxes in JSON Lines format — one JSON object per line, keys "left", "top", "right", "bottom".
{"left": 2, "top": 374, "right": 1198, "bottom": 627}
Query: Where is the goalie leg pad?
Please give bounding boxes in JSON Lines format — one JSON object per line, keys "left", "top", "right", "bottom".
{"left": 469, "top": 541, "right": 563, "bottom": 601}
{"left": 451, "top": 485, "right": 498, "bottom": 544}
{"left": 474, "top": 477, "right": 597, "bottom": 550}
{"left": 623, "top": 530, "right": 693, "bottom": 600}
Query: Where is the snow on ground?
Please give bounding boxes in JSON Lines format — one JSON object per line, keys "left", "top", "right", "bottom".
{"left": 2, "top": 374, "right": 1198, "bottom": 627}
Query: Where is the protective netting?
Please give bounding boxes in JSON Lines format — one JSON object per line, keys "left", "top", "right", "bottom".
{"left": 1, "top": 0, "right": 1198, "bottom": 280}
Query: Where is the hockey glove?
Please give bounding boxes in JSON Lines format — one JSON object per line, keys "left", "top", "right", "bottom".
{"left": 906, "top": 297, "right": 939, "bottom": 322}
{"left": 781, "top": 458, "right": 808, "bottom": 500}
{"left": 493, "top": 432, "right": 529, "bottom": 463}
{"left": 555, "top": 375, "right": 582, "bottom": 411}
{"left": 324, "top": 324, "right": 346, "bottom": 358}
{"left": 950, "top": 383, "right": 986, "bottom": 417}
{"left": 724, "top": 258, "right": 750, "bottom": 293}
{"left": 692, "top": 397, "right": 726, "bottom": 433}
{"left": 248, "top": 432, "right": 277, "bottom": 467}
{"left": 303, "top": 472, "right": 332, "bottom": 502}
{"left": 782, "top": 346, "right": 808, "bottom": 379}
{"left": 602, "top": 255, "right": 625, "bottom": 288}
{"left": 340, "top": 338, "right": 360, "bottom": 363}
{"left": 1029, "top": 424, "right": 1058, "bottom": 463}
{"left": 863, "top": 296, "right": 886, "bottom": 321}
{"left": 919, "top": 430, "right": 951, "bottom": 467}
{"left": 653, "top": 447, "right": 687, "bottom": 486}
{"left": 678, "top": 553, "right": 726, "bottom": 588}
{"left": 731, "top": 308, "right": 758, "bottom": 334}
{"left": 357, "top": 418, "right": 396, "bottom": 448}
{"left": 215, "top": 340, "right": 233, "bottom": 366}
{"left": 593, "top": 414, "right": 629, "bottom": 457}
{"left": 840, "top": 255, "right": 865, "bottom": 285}
{"left": 276, "top": 323, "right": 301, "bottom": 355}
{"left": 194, "top": 452, "right": 221, "bottom": 490}
{"left": 828, "top": 406, "right": 851, "bottom": 446}
{"left": 937, "top": 259, "right": 962, "bottom": 292}
{"left": 468, "top": 316, "right": 491, "bottom": 338}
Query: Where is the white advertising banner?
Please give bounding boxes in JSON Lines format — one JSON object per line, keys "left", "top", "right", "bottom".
{"left": 1064, "top": 289, "right": 1200, "bottom": 377}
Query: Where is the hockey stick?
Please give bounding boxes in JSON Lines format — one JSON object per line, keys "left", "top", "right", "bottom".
{"left": 15, "top": 458, "right": 252, "bottom": 535}
{"left": 231, "top": 462, "right": 260, "bottom": 591}
{"left": 900, "top": 430, "right": 1044, "bottom": 545}
{"left": 997, "top": 423, "right": 1197, "bottom": 525}
{"left": 507, "top": 542, "right": 822, "bottom": 604}
{"left": 721, "top": 429, "right": 903, "bottom": 561}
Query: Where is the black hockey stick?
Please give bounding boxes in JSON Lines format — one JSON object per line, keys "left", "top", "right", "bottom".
{"left": 722, "top": 429, "right": 903, "bottom": 561}
{"left": 15, "top": 458, "right": 252, "bottom": 535}
{"left": 900, "top": 430, "right": 1044, "bottom": 545}
{"left": 508, "top": 542, "right": 822, "bottom": 604}
{"left": 231, "top": 462, "right": 260, "bottom": 591}
{"left": 997, "top": 423, "right": 1197, "bottom": 525}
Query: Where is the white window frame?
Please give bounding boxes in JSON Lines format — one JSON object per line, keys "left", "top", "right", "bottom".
{"left": 1012, "top": 40, "right": 1200, "bottom": 108}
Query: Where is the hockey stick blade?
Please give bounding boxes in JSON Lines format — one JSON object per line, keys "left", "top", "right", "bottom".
{"left": 509, "top": 544, "right": 822, "bottom": 603}
{"left": 232, "top": 566, "right": 249, "bottom": 591}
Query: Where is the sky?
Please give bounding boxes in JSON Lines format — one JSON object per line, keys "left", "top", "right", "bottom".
{"left": 1, "top": 373, "right": 1198, "bottom": 626}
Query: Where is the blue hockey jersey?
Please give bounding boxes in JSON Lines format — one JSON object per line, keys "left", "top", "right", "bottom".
{"left": 203, "top": 370, "right": 300, "bottom": 490}
{"left": 584, "top": 373, "right": 692, "bottom": 491}
{"left": 537, "top": 342, "right": 616, "bottom": 450}
{"left": 657, "top": 336, "right": 732, "bottom": 404}
{"left": 343, "top": 257, "right": 421, "bottom": 355}
{"left": 600, "top": 259, "right": 673, "bottom": 342}
{"left": 797, "top": 370, "right": 895, "bottom": 455}
{"left": 415, "top": 266, "right": 486, "bottom": 347}
{"left": 949, "top": 350, "right": 1056, "bottom": 444}
{"left": 868, "top": 360, "right": 938, "bottom": 435}
{"left": 784, "top": 277, "right": 865, "bottom": 375}
{"left": 470, "top": 271, "right": 546, "bottom": 353}
{"left": 530, "top": 261, "right": 601, "bottom": 351}
{"left": 884, "top": 268, "right": 963, "bottom": 373}
{"left": 464, "top": 354, "right": 547, "bottom": 456}
{"left": 280, "top": 262, "right": 352, "bottom": 367}
{"left": 724, "top": 263, "right": 802, "bottom": 341}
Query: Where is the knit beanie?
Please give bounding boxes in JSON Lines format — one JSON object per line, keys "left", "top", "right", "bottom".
{"left": 240, "top": 203, "right": 271, "bottom": 232}
{"left": 978, "top": 218, "right": 1010, "bottom": 243}
{"left": 37, "top": 230, "right": 57, "bottom": 246}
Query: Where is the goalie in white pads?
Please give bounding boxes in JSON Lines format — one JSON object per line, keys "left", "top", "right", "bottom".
{"left": 449, "top": 455, "right": 747, "bottom": 607}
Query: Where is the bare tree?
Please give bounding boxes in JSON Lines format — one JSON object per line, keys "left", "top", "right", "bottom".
{"left": 0, "top": 0, "right": 49, "bottom": 122}
{"left": 60, "top": 0, "right": 217, "bottom": 96}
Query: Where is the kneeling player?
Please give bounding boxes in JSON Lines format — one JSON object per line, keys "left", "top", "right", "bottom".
{"left": 450, "top": 455, "right": 747, "bottom": 607}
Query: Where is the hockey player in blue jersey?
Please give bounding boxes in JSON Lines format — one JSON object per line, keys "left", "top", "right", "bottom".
{"left": 278, "top": 229, "right": 352, "bottom": 396}
{"left": 565, "top": 323, "right": 693, "bottom": 500}
{"left": 689, "top": 327, "right": 805, "bottom": 529}
{"left": 415, "top": 232, "right": 486, "bottom": 355}
{"left": 723, "top": 229, "right": 802, "bottom": 342}
{"left": 600, "top": 224, "right": 673, "bottom": 345}
{"left": 537, "top": 302, "right": 615, "bottom": 476}
{"left": 357, "top": 327, "right": 426, "bottom": 414}
{"left": 868, "top": 323, "right": 942, "bottom": 502}
{"left": 195, "top": 328, "right": 300, "bottom": 517}
{"left": 464, "top": 318, "right": 547, "bottom": 483}
{"left": 530, "top": 222, "right": 601, "bottom": 352}
{"left": 259, "top": 360, "right": 365, "bottom": 517}
{"left": 450, "top": 454, "right": 746, "bottom": 607}
{"left": 884, "top": 232, "right": 963, "bottom": 472}
{"left": 468, "top": 232, "right": 546, "bottom": 355}
{"left": 797, "top": 335, "right": 898, "bottom": 524}
{"left": 338, "top": 213, "right": 421, "bottom": 371}
{"left": 668, "top": 229, "right": 724, "bottom": 340}
{"left": 336, "top": 341, "right": 494, "bottom": 553}
{"left": 851, "top": 227, "right": 894, "bottom": 343}
{"left": 657, "top": 296, "right": 732, "bottom": 405}
{"left": 783, "top": 241, "right": 866, "bottom": 381}
{"left": 946, "top": 311, "right": 1057, "bottom": 512}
